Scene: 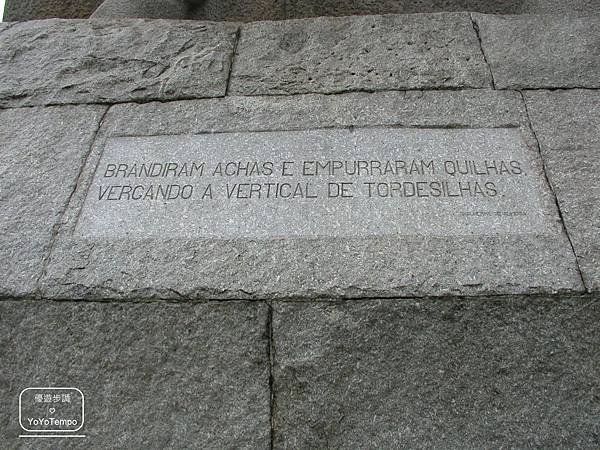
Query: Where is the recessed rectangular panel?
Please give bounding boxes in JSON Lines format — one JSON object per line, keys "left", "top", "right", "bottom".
{"left": 77, "top": 127, "right": 552, "bottom": 238}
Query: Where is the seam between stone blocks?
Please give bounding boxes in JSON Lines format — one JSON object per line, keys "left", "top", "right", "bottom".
{"left": 266, "top": 302, "right": 275, "bottom": 450}
{"left": 0, "top": 22, "right": 18, "bottom": 37}
{"left": 224, "top": 26, "right": 242, "bottom": 97}
{"left": 470, "top": 13, "right": 496, "bottom": 90}
{"left": 518, "top": 90, "right": 588, "bottom": 292}
{"left": 34, "top": 105, "right": 112, "bottom": 298}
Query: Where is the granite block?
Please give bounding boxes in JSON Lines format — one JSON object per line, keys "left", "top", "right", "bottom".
{"left": 0, "top": 19, "right": 238, "bottom": 107}
{"left": 0, "top": 300, "right": 270, "bottom": 448}
{"left": 524, "top": 89, "right": 600, "bottom": 292}
{"left": 230, "top": 13, "right": 491, "bottom": 95}
{"left": 4, "top": 0, "right": 103, "bottom": 21}
{"left": 39, "top": 90, "right": 583, "bottom": 300}
{"left": 273, "top": 296, "right": 600, "bottom": 448}
{"left": 0, "top": 105, "right": 107, "bottom": 298}
{"left": 474, "top": 14, "right": 600, "bottom": 89}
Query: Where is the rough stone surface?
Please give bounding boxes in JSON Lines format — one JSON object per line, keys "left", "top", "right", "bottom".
{"left": 40, "top": 90, "right": 583, "bottom": 300}
{"left": 230, "top": 13, "right": 491, "bottom": 96}
{"left": 92, "top": 0, "right": 284, "bottom": 21}
{"left": 286, "top": 0, "right": 600, "bottom": 18}
{"left": 91, "top": 0, "right": 191, "bottom": 19}
{"left": 0, "top": 300, "right": 270, "bottom": 448}
{"left": 196, "top": 0, "right": 284, "bottom": 21}
{"left": 4, "top": 0, "right": 103, "bottom": 21}
{"left": 0, "top": 105, "right": 106, "bottom": 298}
{"left": 10, "top": 0, "right": 598, "bottom": 21}
{"left": 474, "top": 14, "right": 600, "bottom": 89}
{"left": 0, "top": 19, "right": 238, "bottom": 108}
{"left": 286, "top": 0, "right": 517, "bottom": 17}
{"left": 273, "top": 296, "right": 600, "bottom": 448}
{"left": 525, "top": 90, "right": 600, "bottom": 292}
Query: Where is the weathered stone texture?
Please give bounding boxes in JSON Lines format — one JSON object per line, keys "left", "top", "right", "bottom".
{"left": 197, "top": 0, "right": 284, "bottom": 21}
{"left": 273, "top": 297, "right": 600, "bottom": 448}
{"left": 40, "top": 90, "right": 583, "bottom": 301}
{"left": 4, "top": 0, "right": 104, "bottom": 21}
{"left": 525, "top": 90, "right": 600, "bottom": 292}
{"left": 474, "top": 14, "right": 600, "bottom": 89}
{"left": 92, "top": 0, "right": 285, "bottom": 21}
{"left": 0, "top": 19, "right": 238, "bottom": 108}
{"left": 286, "top": 0, "right": 600, "bottom": 18}
{"left": 286, "top": 0, "right": 518, "bottom": 18}
{"left": 91, "top": 0, "right": 191, "bottom": 19}
{"left": 0, "top": 300, "right": 271, "bottom": 448}
{"left": 0, "top": 105, "right": 106, "bottom": 298}
{"left": 40, "top": 0, "right": 600, "bottom": 22}
{"left": 230, "top": 13, "right": 491, "bottom": 96}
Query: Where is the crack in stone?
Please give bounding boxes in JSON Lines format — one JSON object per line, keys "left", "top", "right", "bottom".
{"left": 519, "top": 90, "right": 588, "bottom": 292}
{"left": 225, "top": 26, "right": 242, "bottom": 97}
{"left": 35, "top": 106, "right": 111, "bottom": 298}
{"left": 470, "top": 13, "right": 496, "bottom": 90}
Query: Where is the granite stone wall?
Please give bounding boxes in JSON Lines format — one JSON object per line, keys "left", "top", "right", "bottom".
{"left": 0, "top": 11, "right": 598, "bottom": 449}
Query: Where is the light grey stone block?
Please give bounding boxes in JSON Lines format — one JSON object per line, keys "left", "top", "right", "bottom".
{"left": 0, "top": 105, "right": 107, "bottom": 298}
{"left": 77, "top": 128, "right": 557, "bottom": 239}
{"left": 0, "top": 19, "right": 238, "bottom": 108}
{"left": 474, "top": 14, "right": 600, "bottom": 89}
{"left": 0, "top": 300, "right": 270, "bottom": 448}
{"left": 273, "top": 296, "right": 600, "bottom": 449}
{"left": 4, "top": 0, "right": 103, "bottom": 21}
{"left": 524, "top": 90, "right": 600, "bottom": 292}
{"left": 229, "top": 13, "right": 491, "bottom": 96}
{"left": 40, "top": 90, "right": 583, "bottom": 300}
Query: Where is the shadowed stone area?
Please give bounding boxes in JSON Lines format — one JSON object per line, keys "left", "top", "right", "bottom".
{"left": 525, "top": 90, "right": 600, "bottom": 292}
{"left": 286, "top": 0, "right": 600, "bottom": 18}
{"left": 0, "top": 105, "right": 107, "bottom": 298}
{"left": 230, "top": 13, "right": 491, "bottom": 95}
{"left": 0, "top": 19, "right": 238, "bottom": 108}
{"left": 15, "top": 0, "right": 597, "bottom": 21}
{"left": 0, "top": 300, "right": 271, "bottom": 449}
{"left": 40, "top": 90, "right": 583, "bottom": 301}
{"left": 4, "top": 0, "right": 104, "bottom": 21}
{"left": 273, "top": 297, "right": 600, "bottom": 448}
{"left": 92, "top": 0, "right": 285, "bottom": 21}
{"left": 474, "top": 14, "right": 600, "bottom": 89}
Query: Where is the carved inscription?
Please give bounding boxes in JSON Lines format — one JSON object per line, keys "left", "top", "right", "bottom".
{"left": 77, "top": 128, "right": 552, "bottom": 237}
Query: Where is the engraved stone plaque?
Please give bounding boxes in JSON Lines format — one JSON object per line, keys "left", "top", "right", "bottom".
{"left": 77, "top": 127, "right": 553, "bottom": 238}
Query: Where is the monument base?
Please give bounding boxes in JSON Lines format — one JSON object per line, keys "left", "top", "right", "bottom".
{"left": 0, "top": 8, "right": 598, "bottom": 448}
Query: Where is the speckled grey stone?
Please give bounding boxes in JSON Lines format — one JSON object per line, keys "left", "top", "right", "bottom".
{"left": 6, "top": 0, "right": 599, "bottom": 21}
{"left": 0, "top": 19, "right": 238, "bottom": 108}
{"left": 40, "top": 90, "right": 583, "bottom": 300}
{"left": 524, "top": 90, "right": 600, "bottom": 292}
{"left": 0, "top": 300, "right": 270, "bottom": 448}
{"left": 77, "top": 128, "right": 556, "bottom": 239}
{"left": 229, "top": 13, "right": 491, "bottom": 96}
{"left": 196, "top": 0, "right": 284, "bottom": 21}
{"left": 286, "top": 0, "right": 600, "bottom": 18}
{"left": 4, "top": 0, "right": 103, "bottom": 21}
{"left": 0, "top": 105, "right": 106, "bottom": 298}
{"left": 92, "top": 0, "right": 284, "bottom": 21}
{"left": 474, "top": 14, "right": 600, "bottom": 89}
{"left": 286, "top": 0, "right": 518, "bottom": 18}
{"left": 273, "top": 296, "right": 600, "bottom": 448}
{"left": 91, "top": 0, "right": 191, "bottom": 19}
